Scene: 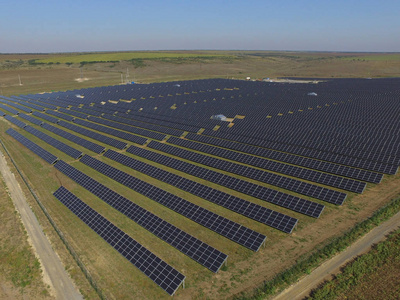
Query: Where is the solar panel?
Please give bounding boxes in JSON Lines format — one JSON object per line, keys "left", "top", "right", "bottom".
{"left": 0, "top": 103, "right": 19, "bottom": 115}
{"left": 15, "top": 101, "right": 45, "bottom": 111}
{"left": 87, "top": 116, "right": 167, "bottom": 141}
{"left": 53, "top": 186, "right": 185, "bottom": 296}
{"left": 103, "top": 114, "right": 185, "bottom": 137}
{"left": 58, "top": 120, "right": 128, "bottom": 150}
{"left": 104, "top": 149, "right": 298, "bottom": 234}
{"left": 54, "top": 160, "right": 228, "bottom": 272}
{"left": 80, "top": 154, "right": 267, "bottom": 250}
{"left": 127, "top": 144, "right": 324, "bottom": 218}
{"left": 186, "top": 133, "right": 384, "bottom": 184}
{"left": 156, "top": 139, "right": 347, "bottom": 205}
{"left": 32, "top": 111, "right": 59, "bottom": 123}
{"left": 168, "top": 136, "right": 366, "bottom": 194}
{"left": 58, "top": 108, "right": 89, "bottom": 119}
{"left": 4, "top": 115, "right": 27, "bottom": 129}
{"left": 6, "top": 128, "right": 58, "bottom": 164}
{"left": 24, "top": 126, "right": 83, "bottom": 159}
{"left": 18, "top": 113, "right": 44, "bottom": 126}
{"left": 73, "top": 118, "right": 148, "bottom": 145}
{"left": 41, "top": 123, "right": 105, "bottom": 154}
{"left": 46, "top": 110, "right": 75, "bottom": 122}
{"left": 4, "top": 102, "right": 32, "bottom": 113}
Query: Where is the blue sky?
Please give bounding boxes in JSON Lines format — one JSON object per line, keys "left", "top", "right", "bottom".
{"left": 1, "top": 0, "right": 399, "bottom": 53}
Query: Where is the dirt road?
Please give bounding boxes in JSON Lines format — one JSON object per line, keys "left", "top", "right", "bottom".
{"left": 0, "top": 150, "right": 83, "bottom": 300}
{"left": 273, "top": 210, "right": 400, "bottom": 300}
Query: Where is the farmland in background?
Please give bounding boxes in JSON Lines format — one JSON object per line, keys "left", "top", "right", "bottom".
{"left": 1, "top": 51, "right": 400, "bottom": 97}
{"left": 1, "top": 51, "right": 400, "bottom": 299}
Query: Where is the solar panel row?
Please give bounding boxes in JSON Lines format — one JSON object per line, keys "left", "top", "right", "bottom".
{"left": 18, "top": 113, "right": 44, "bottom": 126}
{"left": 126, "top": 144, "right": 324, "bottom": 218}
{"left": 54, "top": 160, "right": 228, "bottom": 273}
{"left": 4, "top": 115, "right": 27, "bottom": 129}
{"left": 32, "top": 111, "right": 59, "bottom": 123}
{"left": 41, "top": 123, "right": 105, "bottom": 154}
{"left": 87, "top": 116, "right": 167, "bottom": 141}
{"left": 46, "top": 110, "right": 75, "bottom": 122}
{"left": 0, "top": 103, "right": 19, "bottom": 115}
{"left": 73, "top": 118, "right": 148, "bottom": 146}
{"left": 6, "top": 128, "right": 58, "bottom": 164}
{"left": 58, "top": 120, "right": 128, "bottom": 150}
{"left": 205, "top": 130, "right": 397, "bottom": 175}
{"left": 186, "top": 133, "right": 384, "bottom": 184}
{"left": 58, "top": 108, "right": 89, "bottom": 119}
{"left": 53, "top": 186, "right": 185, "bottom": 296}
{"left": 104, "top": 149, "right": 298, "bottom": 233}
{"left": 24, "top": 126, "right": 83, "bottom": 159}
{"left": 80, "top": 154, "right": 267, "bottom": 250}
{"left": 103, "top": 113, "right": 185, "bottom": 137}
{"left": 168, "top": 137, "right": 366, "bottom": 193}
{"left": 3, "top": 101, "right": 32, "bottom": 113}
{"left": 155, "top": 140, "right": 347, "bottom": 205}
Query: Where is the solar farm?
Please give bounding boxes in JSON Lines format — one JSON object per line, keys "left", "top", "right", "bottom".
{"left": 1, "top": 77, "right": 400, "bottom": 298}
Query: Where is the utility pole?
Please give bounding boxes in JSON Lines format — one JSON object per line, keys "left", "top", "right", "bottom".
{"left": 80, "top": 67, "right": 83, "bottom": 79}
{"left": 121, "top": 73, "right": 124, "bottom": 84}
{"left": 126, "top": 68, "right": 130, "bottom": 83}
{"left": 18, "top": 74, "right": 22, "bottom": 85}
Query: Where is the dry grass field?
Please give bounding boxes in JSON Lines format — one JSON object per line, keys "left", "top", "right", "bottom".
{"left": 0, "top": 152, "right": 51, "bottom": 299}
{"left": 1, "top": 51, "right": 400, "bottom": 97}
{"left": 0, "top": 51, "right": 400, "bottom": 299}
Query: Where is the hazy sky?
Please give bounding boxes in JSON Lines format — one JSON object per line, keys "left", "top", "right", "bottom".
{"left": 1, "top": 0, "right": 399, "bottom": 53}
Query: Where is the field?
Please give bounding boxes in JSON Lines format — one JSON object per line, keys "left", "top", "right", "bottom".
{"left": 309, "top": 229, "right": 400, "bottom": 300}
{"left": 0, "top": 155, "right": 50, "bottom": 299}
{"left": 31, "top": 51, "right": 229, "bottom": 64}
{"left": 1, "top": 51, "right": 400, "bottom": 299}
{"left": 1, "top": 51, "right": 400, "bottom": 97}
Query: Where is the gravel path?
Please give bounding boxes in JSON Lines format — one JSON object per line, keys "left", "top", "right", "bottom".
{"left": 0, "top": 150, "right": 83, "bottom": 300}
{"left": 273, "top": 210, "right": 400, "bottom": 300}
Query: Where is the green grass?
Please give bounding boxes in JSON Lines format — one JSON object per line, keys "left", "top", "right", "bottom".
{"left": 341, "top": 53, "right": 400, "bottom": 61}
{"left": 34, "top": 52, "right": 230, "bottom": 64}
{"left": 0, "top": 173, "right": 50, "bottom": 297}
{"left": 308, "top": 228, "right": 400, "bottom": 300}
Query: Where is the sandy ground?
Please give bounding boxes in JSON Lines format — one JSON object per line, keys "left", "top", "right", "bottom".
{"left": 0, "top": 150, "right": 83, "bottom": 300}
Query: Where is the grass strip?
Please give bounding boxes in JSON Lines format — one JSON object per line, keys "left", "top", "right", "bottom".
{"left": 308, "top": 228, "right": 400, "bottom": 299}
{"left": 236, "top": 196, "right": 400, "bottom": 299}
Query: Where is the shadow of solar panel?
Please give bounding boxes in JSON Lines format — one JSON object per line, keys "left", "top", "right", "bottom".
{"left": 81, "top": 154, "right": 267, "bottom": 250}
{"left": 160, "top": 139, "right": 347, "bottom": 205}
{"left": 53, "top": 186, "right": 185, "bottom": 296}
{"left": 186, "top": 133, "right": 384, "bottom": 184}
{"left": 127, "top": 144, "right": 324, "bottom": 218}
{"left": 19, "top": 113, "right": 44, "bottom": 126}
{"left": 6, "top": 128, "right": 58, "bottom": 164}
{"left": 24, "top": 126, "right": 83, "bottom": 159}
{"left": 58, "top": 120, "right": 127, "bottom": 149}
{"left": 54, "top": 160, "right": 228, "bottom": 272}
{"left": 168, "top": 137, "right": 367, "bottom": 194}
{"left": 41, "top": 123, "right": 105, "bottom": 154}
{"left": 4, "top": 115, "right": 27, "bottom": 129}
{"left": 32, "top": 111, "right": 59, "bottom": 123}
{"left": 73, "top": 118, "right": 148, "bottom": 145}
{"left": 104, "top": 149, "right": 297, "bottom": 234}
